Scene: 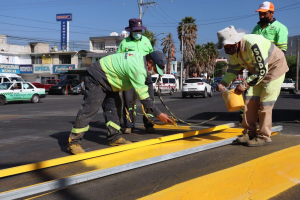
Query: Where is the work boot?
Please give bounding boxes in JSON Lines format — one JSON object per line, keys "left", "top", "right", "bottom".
{"left": 246, "top": 137, "right": 271, "bottom": 147}
{"left": 67, "top": 144, "right": 85, "bottom": 154}
{"left": 109, "top": 137, "right": 132, "bottom": 146}
{"left": 233, "top": 133, "right": 252, "bottom": 144}
{"left": 146, "top": 127, "right": 156, "bottom": 133}
{"left": 124, "top": 128, "right": 132, "bottom": 134}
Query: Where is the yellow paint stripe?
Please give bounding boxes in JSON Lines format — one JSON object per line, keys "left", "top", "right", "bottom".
{"left": 0, "top": 124, "right": 232, "bottom": 179}
{"left": 153, "top": 124, "right": 192, "bottom": 130}
{"left": 1, "top": 128, "right": 245, "bottom": 198}
{"left": 139, "top": 143, "right": 300, "bottom": 200}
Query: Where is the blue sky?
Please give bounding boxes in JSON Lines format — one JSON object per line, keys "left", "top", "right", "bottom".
{"left": 1, "top": 0, "right": 300, "bottom": 60}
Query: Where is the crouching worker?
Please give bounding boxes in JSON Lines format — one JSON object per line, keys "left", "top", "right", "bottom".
{"left": 215, "top": 26, "right": 288, "bottom": 147}
{"left": 68, "top": 51, "right": 174, "bottom": 154}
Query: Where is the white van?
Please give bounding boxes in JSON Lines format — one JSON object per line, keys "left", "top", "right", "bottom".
{"left": 151, "top": 74, "right": 177, "bottom": 95}
{"left": 0, "top": 73, "right": 25, "bottom": 83}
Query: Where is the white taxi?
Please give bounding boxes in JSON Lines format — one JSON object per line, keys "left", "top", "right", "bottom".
{"left": 0, "top": 82, "right": 46, "bottom": 105}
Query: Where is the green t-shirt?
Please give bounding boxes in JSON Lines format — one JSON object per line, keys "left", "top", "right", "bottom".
{"left": 117, "top": 35, "right": 154, "bottom": 55}
{"left": 252, "top": 19, "right": 288, "bottom": 52}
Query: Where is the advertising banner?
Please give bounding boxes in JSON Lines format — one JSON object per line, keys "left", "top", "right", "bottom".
{"left": 33, "top": 64, "right": 52, "bottom": 74}
{"left": 53, "top": 64, "right": 75, "bottom": 73}
{"left": 19, "top": 65, "right": 33, "bottom": 74}
{"left": 0, "top": 64, "right": 20, "bottom": 73}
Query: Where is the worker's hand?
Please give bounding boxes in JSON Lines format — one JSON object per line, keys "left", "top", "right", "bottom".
{"left": 217, "top": 84, "right": 226, "bottom": 92}
{"left": 234, "top": 84, "right": 245, "bottom": 95}
{"left": 158, "top": 113, "right": 174, "bottom": 124}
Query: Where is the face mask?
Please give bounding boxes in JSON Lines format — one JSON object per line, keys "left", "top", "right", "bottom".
{"left": 132, "top": 32, "right": 142, "bottom": 40}
{"left": 259, "top": 17, "right": 270, "bottom": 23}
{"left": 224, "top": 45, "right": 238, "bottom": 55}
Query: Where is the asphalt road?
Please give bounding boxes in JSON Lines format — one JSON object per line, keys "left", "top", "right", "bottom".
{"left": 0, "top": 91, "right": 299, "bottom": 199}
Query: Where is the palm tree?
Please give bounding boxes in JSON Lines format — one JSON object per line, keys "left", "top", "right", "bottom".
{"left": 192, "top": 42, "right": 219, "bottom": 78}
{"left": 142, "top": 29, "right": 157, "bottom": 49}
{"left": 177, "top": 16, "right": 198, "bottom": 78}
{"left": 161, "top": 33, "right": 174, "bottom": 74}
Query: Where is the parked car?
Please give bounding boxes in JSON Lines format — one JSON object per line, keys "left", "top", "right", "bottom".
{"left": 182, "top": 77, "right": 212, "bottom": 98}
{"left": 0, "top": 73, "right": 24, "bottom": 83}
{"left": 152, "top": 74, "right": 177, "bottom": 95}
{"left": 281, "top": 78, "right": 296, "bottom": 94}
{"left": 49, "top": 79, "right": 81, "bottom": 95}
{"left": 208, "top": 79, "right": 217, "bottom": 92}
{"left": 213, "top": 77, "right": 223, "bottom": 88}
{"left": 31, "top": 79, "right": 61, "bottom": 92}
{"left": 69, "top": 83, "right": 84, "bottom": 95}
{"left": 0, "top": 81, "right": 46, "bottom": 105}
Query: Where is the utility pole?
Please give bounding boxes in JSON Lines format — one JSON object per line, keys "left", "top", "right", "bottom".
{"left": 138, "top": 0, "right": 157, "bottom": 19}
{"left": 296, "top": 38, "right": 299, "bottom": 92}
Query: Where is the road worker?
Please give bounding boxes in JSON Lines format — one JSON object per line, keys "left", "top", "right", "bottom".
{"left": 68, "top": 51, "right": 173, "bottom": 154}
{"left": 117, "top": 18, "right": 156, "bottom": 134}
{"left": 238, "top": 1, "right": 289, "bottom": 125}
{"left": 252, "top": 1, "right": 288, "bottom": 54}
{"left": 216, "top": 26, "right": 289, "bottom": 147}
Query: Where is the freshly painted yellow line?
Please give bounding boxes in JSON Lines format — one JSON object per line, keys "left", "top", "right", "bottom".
{"left": 0, "top": 124, "right": 232, "bottom": 179}
{"left": 139, "top": 144, "right": 300, "bottom": 200}
{"left": 153, "top": 124, "right": 193, "bottom": 130}
{"left": 80, "top": 128, "right": 244, "bottom": 169}
{"left": 0, "top": 128, "right": 246, "bottom": 198}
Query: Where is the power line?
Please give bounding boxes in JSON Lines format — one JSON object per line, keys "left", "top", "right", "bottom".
{"left": 0, "top": 14, "right": 116, "bottom": 32}
{"left": 156, "top": 4, "right": 178, "bottom": 22}
{"left": 150, "top": 6, "right": 173, "bottom": 23}
{"left": 147, "top": 7, "right": 169, "bottom": 25}
{"left": 0, "top": 0, "right": 114, "bottom": 10}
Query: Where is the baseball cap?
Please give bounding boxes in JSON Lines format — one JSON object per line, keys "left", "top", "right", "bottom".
{"left": 256, "top": 1, "right": 274, "bottom": 12}
{"left": 149, "top": 51, "right": 166, "bottom": 76}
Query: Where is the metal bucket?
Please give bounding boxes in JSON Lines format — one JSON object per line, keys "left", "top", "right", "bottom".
{"left": 222, "top": 89, "right": 244, "bottom": 112}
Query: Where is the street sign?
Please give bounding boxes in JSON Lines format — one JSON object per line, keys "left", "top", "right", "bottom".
{"left": 56, "top": 13, "right": 73, "bottom": 51}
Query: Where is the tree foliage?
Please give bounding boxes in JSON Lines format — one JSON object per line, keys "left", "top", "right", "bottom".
{"left": 215, "top": 61, "right": 228, "bottom": 78}
{"left": 177, "top": 16, "right": 198, "bottom": 77}
{"left": 285, "top": 55, "right": 298, "bottom": 79}
{"left": 189, "top": 42, "right": 219, "bottom": 77}
{"left": 142, "top": 29, "right": 157, "bottom": 49}
{"left": 161, "top": 33, "right": 174, "bottom": 74}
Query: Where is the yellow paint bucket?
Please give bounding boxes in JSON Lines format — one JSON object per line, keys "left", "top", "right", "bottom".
{"left": 222, "top": 89, "right": 244, "bottom": 112}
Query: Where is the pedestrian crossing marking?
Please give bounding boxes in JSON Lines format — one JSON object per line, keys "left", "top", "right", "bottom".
{"left": 139, "top": 144, "right": 300, "bottom": 200}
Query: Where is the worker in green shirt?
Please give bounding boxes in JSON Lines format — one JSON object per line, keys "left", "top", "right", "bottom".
{"left": 67, "top": 51, "right": 173, "bottom": 154}
{"left": 252, "top": 1, "right": 288, "bottom": 53}
{"left": 117, "top": 18, "right": 156, "bottom": 134}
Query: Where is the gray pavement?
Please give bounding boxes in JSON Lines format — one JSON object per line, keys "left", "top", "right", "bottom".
{"left": 0, "top": 91, "right": 299, "bottom": 199}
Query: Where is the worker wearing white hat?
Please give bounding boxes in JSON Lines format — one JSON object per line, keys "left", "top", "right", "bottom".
{"left": 216, "top": 26, "right": 288, "bottom": 147}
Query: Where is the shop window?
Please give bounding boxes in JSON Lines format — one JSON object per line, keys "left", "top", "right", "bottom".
{"left": 31, "top": 56, "right": 42, "bottom": 64}
{"left": 59, "top": 55, "right": 71, "bottom": 64}
{"left": 93, "top": 42, "right": 105, "bottom": 50}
